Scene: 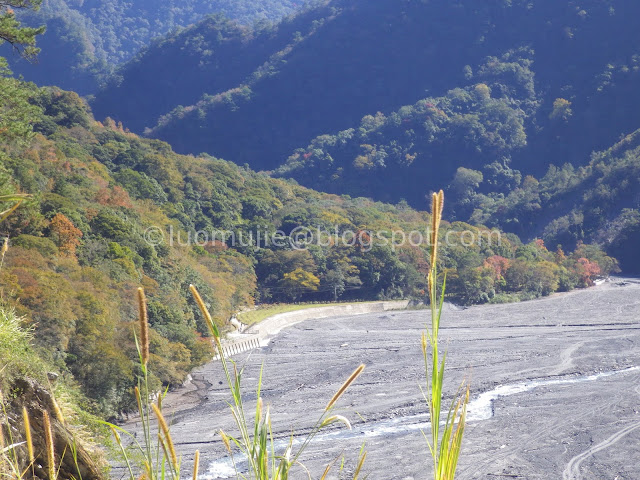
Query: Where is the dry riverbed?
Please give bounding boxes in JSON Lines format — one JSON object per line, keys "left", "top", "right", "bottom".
{"left": 130, "top": 278, "right": 640, "bottom": 479}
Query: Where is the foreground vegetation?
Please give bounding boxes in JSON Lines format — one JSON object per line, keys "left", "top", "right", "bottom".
{"left": 102, "top": 285, "right": 369, "bottom": 480}
{"left": 424, "top": 191, "right": 468, "bottom": 480}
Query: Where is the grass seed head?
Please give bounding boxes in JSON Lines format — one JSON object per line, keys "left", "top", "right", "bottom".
{"left": 22, "top": 407, "right": 34, "bottom": 463}
{"left": 143, "top": 461, "right": 152, "bottom": 480}
{"left": 137, "top": 287, "right": 149, "bottom": 366}
{"left": 429, "top": 190, "right": 444, "bottom": 268}
{"left": 352, "top": 450, "right": 367, "bottom": 480}
{"left": 52, "top": 397, "right": 65, "bottom": 425}
{"left": 265, "top": 405, "right": 271, "bottom": 428}
{"left": 256, "top": 397, "right": 263, "bottom": 422}
{"left": 134, "top": 386, "right": 143, "bottom": 417}
{"left": 151, "top": 403, "right": 178, "bottom": 470}
{"left": 192, "top": 450, "right": 200, "bottom": 480}
{"left": 326, "top": 364, "right": 365, "bottom": 411}
{"left": 219, "top": 429, "right": 231, "bottom": 454}
{"left": 189, "top": 284, "right": 219, "bottom": 339}
{"left": 421, "top": 331, "right": 428, "bottom": 356}
{"left": 43, "top": 411, "right": 55, "bottom": 480}
{"left": 109, "top": 425, "right": 122, "bottom": 446}
{"left": 320, "top": 415, "right": 352, "bottom": 430}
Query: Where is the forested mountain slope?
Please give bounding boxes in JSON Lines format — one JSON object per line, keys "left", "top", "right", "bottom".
{"left": 93, "top": 0, "right": 640, "bottom": 189}
{"left": 92, "top": 13, "right": 322, "bottom": 133}
{"left": 12, "top": 0, "right": 304, "bottom": 93}
{"left": 449, "top": 128, "right": 640, "bottom": 273}
{"left": 274, "top": 50, "right": 535, "bottom": 206}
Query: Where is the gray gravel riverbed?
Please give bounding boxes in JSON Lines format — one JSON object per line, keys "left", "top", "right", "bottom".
{"left": 127, "top": 278, "right": 640, "bottom": 480}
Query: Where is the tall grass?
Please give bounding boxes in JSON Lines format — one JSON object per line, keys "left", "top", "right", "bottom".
{"left": 106, "top": 286, "right": 367, "bottom": 480}
{"left": 422, "top": 190, "right": 469, "bottom": 480}
{"left": 0, "top": 309, "right": 43, "bottom": 391}
{"left": 0, "top": 395, "right": 59, "bottom": 480}
{"left": 0, "top": 304, "right": 98, "bottom": 480}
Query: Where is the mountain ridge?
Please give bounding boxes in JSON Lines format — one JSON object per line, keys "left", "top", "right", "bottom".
{"left": 92, "top": 0, "right": 640, "bottom": 180}
{"left": 12, "top": 0, "right": 306, "bottom": 92}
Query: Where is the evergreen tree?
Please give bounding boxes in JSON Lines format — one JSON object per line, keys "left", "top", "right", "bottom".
{"left": 0, "top": 1, "right": 45, "bottom": 145}
{"left": 0, "top": 0, "right": 45, "bottom": 62}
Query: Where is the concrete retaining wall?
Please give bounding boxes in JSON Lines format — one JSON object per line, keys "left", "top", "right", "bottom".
{"left": 218, "top": 300, "right": 410, "bottom": 359}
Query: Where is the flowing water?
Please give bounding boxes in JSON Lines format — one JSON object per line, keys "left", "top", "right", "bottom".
{"left": 202, "top": 366, "right": 640, "bottom": 479}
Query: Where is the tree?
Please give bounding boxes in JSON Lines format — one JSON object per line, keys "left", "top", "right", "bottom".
{"left": 448, "top": 267, "right": 495, "bottom": 305}
{"left": 549, "top": 98, "right": 572, "bottom": 122}
{"left": 1, "top": 1, "right": 44, "bottom": 145}
{"left": 34, "top": 87, "right": 92, "bottom": 128}
{"left": 0, "top": 64, "right": 41, "bottom": 145}
{"left": 504, "top": 258, "right": 559, "bottom": 296}
{"left": 483, "top": 255, "right": 510, "bottom": 282}
{"left": 449, "top": 167, "right": 483, "bottom": 218}
{"left": 528, "top": 261, "right": 559, "bottom": 296}
{"left": 573, "top": 257, "right": 601, "bottom": 287}
{"left": 0, "top": 1, "right": 45, "bottom": 61}
{"left": 322, "top": 268, "right": 345, "bottom": 301}
{"left": 278, "top": 268, "right": 320, "bottom": 302}
{"left": 451, "top": 167, "right": 483, "bottom": 194}
{"left": 49, "top": 213, "right": 83, "bottom": 257}
{"left": 255, "top": 249, "right": 317, "bottom": 301}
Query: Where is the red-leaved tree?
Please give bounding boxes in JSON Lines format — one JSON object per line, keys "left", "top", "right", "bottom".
{"left": 50, "top": 213, "right": 83, "bottom": 257}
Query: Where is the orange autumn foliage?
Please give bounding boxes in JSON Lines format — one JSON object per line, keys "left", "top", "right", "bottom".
{"left": 95, "top": 186, "right": 133, "bottom": 208}
{"left": 49, "top": 213, "right": 83, "bottom": 257}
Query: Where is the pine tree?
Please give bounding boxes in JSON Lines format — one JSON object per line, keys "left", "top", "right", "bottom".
{"left": 1, "top": 1, "right": 45, "bottom": 145}
{"left": 0, "top": 0, "right": 45, "bottom": 62}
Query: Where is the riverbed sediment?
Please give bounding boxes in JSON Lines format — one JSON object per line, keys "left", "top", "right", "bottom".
{"left": 128, "top": 278, "right": 640, "bottom": 479}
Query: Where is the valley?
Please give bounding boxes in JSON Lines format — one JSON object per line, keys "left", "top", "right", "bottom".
{"left": 3, "top": 1, "right": 640, "bottom": 478}
{"left": 143, "top": 278, "right": 640, "bottom": 479}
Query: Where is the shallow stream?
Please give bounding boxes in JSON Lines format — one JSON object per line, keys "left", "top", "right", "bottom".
{"left": 202, "top": 366, "right": 640, "bottom": 478}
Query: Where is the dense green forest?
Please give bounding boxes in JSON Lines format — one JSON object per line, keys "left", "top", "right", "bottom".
{"left": 11, "top": 0, "right": 305, "bottom": 93}
{"left": 93, "top": 14, "right": 317, "bottom": 134}
{"left": 447, "top": 128, "right": 640, "bottom": 273}
{"left": 274, "top": 49, "right": 535, "bottom": 206}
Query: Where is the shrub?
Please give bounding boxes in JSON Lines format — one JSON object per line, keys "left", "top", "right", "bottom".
{"left": 12, "top": 235, "right": 58, "bottom": 258}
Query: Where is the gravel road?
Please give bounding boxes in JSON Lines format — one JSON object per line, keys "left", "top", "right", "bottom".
{"left": 132, "top": 278, "right": 640, "bottom": 480}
